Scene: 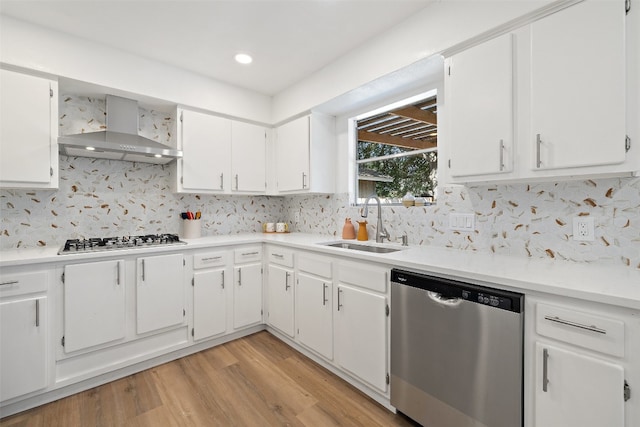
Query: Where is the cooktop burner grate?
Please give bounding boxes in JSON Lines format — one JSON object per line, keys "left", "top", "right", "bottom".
{"left": 58, "top": 234, "right": 186, "bottom": 254}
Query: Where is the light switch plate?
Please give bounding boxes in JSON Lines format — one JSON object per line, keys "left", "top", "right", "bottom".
{"left": 449, "top": 213, "right": 475, "bottom": 231}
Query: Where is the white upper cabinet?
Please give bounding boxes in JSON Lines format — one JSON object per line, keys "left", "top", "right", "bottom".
{"left": 0, "top": 68, "right": 58, "bottom": 189}
{"left": 444, "top": 0, "right": 635, "bottom": 184}
{"left": 231, "top": 121, "right": 267, "bottom": 193}
{"left": 446, "top": 33, "right": 514, "bottom": 178}
{"left": 273, "top": 113, "right": 335, "bottom": 194}
{"left": 528, "top": 0, "right": 626, "bottom": 172}
{"left": 175, "top": 108, "right": 231, "bottom": 193}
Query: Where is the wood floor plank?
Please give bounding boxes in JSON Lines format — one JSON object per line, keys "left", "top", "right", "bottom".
{"left": 1, "top": 331, "right": 417, "bottom": 427}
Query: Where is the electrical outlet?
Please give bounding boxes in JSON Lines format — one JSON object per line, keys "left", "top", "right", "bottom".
{"left": 293, "top": 211, "right": 300, "bottom": 223}
{"left": 573, "top": 217, "right": 595, "bottom": 241}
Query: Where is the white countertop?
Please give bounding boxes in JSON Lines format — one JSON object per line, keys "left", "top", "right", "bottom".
{"left": 2, "top": 232, "right": 639, "bottom": 310}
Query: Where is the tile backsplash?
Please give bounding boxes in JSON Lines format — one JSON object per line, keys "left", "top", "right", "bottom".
{"left": 1, "top": 96, "right": 639, "bottom": 269}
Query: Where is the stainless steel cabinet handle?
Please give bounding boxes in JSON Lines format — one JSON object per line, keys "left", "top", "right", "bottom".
{"left": 242, "top": 251, "right": 259, "bottom": 256}
{"left": 141, "top": 259, "right": 145, "bottom": 281}
{"left": 543, "top": 315, "right": 606, "bottom": 334}
{"left": 302, "top": 172, "right": 307, "bottom": 189}
{"left": 0, "top": 280, "right": 19, "bottom": 286}
{"left": 220, "top": 173, "right": 224, "bottom": 190}
{"left": 238, "top": 268, "right": 242, "bottom": 286}
{"left": 499, "top": 139, "right": 505, "bottom": 171}
{"left": 35, "top": 299, "right": 40, "bottom": 327}
{"left": 322, "top": 283, "right": 328, "bottom": 306}
{"left": 536, "top": 134, "right": 543, "bottom": 168}
{"left": 285, "top": 272, "right": 291, "bottom": 290}
{"left": 221, "top": 270, "right": 225, "bottom": 289}
{"left": 116, "top": 262, "right": 121, "bottom": 285}
{"left": 337, "top": 288, "right": 343, "bottom": 311}
{"left": 272, "top": 253, "right": 284, "bottom": 259}
{"left": 235, "top": 174, "right": 239, "bottom": 190}
{"left": 542, "top": 348, "right": 549, "bottom": 392}
{"left": 202, "top": 256, "right": 222, "bottom": 261}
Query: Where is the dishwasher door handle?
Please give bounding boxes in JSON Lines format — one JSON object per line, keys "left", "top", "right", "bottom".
{"left": 427, "top": 291, "right": 463, "bottom": 307}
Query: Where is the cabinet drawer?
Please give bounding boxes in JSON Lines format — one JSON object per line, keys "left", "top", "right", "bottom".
{"left": 298, "top": 254, "right": 332, "bottom": 278}
{"left": 194, "top": 251, "right": 227, "bottom": 269}
{"left": 536, "top": 303, "right": 625, "bottom": 358}
{"left": 234, "top": 246, "right": 262, "bottom": 263}
{"left": 337, "top": 261, "right": 387, "bottom": 293}
{"left": 0, "top": 271, "right": 48, "bottom": 297}
{"left": 266, "top": 247, "right": 294, "bottom": 268}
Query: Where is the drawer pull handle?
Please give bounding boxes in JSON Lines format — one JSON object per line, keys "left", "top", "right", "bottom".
{"left": 201, "top": 256, "right": 222, "bottom": 261}
{"left": 544, "top": 315, "right": 606, "bottom": 334}
{"left": 272, "top": 253, "right": 284, "bottom": 258}
{"left": 241, "top": 252, "right": 259, "bottom": 256}
{"left": 1, "top": 280, "right": 19, "bottom": 286}
{"left": 542, "top": 348, "right": 549, "bottom": 392}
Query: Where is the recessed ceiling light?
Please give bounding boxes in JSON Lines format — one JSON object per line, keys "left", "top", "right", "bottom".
{"left": 86, "top": 146, "right": 96, "bottom": 151}
{"left": 234, "top": 53, "right": 253, "bottom": 65}
{"left": 154, "top": 154, "right": 162, "bottom": 158}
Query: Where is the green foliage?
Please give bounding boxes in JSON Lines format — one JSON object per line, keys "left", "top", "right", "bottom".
{"left": 357, "top": 141, "right": 437, "bottom": 199}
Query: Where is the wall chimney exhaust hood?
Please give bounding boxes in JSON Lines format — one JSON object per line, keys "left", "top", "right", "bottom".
{"left": 58, "top": 95, "right": 182, "bottom": 165}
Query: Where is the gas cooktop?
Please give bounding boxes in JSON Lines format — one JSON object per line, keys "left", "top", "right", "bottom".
{"left": 58, "top": 234, "right": 186, "bottom": 254}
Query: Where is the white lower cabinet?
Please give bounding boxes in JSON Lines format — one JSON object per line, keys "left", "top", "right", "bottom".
{"left": 193, "top": 269, "right": 227, "bottom": 340}
{"left": 136, "top": 253, "right": 185, "bottom": 335}
{"left": 526, "top": 296, "right": 638, "bottom": 427}
{"left": 266, "top": 246, "right": 295, "bottom": 337}
{"left": 233, "top": 247, "right": 263, "bottom": 329}
{"left": 0, "top": 295, "right": 48, "bottom": 401}
{"left": 266, "top": 263, "right": 295, "bottom": 338}
{"left": 534, "top": 342, "right": 624, "bottom": 427}
{"left": 63, "top": 260, "right": 126, "bottom": 353}
{"left": 296, "top": 253, "right": 333, "bottom": 361}
{"left": 335, "top": 262, "right": 389, "bottom": 393}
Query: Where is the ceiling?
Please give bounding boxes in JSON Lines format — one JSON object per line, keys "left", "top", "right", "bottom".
{"left": 0, "top": 0, "right": 434, "bottom": 96}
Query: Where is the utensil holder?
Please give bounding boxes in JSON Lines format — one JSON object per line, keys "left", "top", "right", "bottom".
{"left": 182, "top": 219, "right": 201, "bottom": 239}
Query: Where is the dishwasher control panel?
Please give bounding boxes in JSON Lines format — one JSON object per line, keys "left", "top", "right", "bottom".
{"left": 391, "top": 269, "right": 523, "bottom": 313}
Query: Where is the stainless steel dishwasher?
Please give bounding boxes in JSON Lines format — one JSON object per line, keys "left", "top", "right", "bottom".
{"left": 390, "top": 269, "right": 524, "bottom": 427}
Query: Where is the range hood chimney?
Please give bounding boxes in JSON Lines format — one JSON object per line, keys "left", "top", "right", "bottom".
{"left": 58, "top": 95, "right": 182, "bottom": 164}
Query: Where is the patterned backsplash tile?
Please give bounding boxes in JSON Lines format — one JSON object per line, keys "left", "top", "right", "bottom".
{"left": 1, "top": 96, "right": 638, "bottom": 269}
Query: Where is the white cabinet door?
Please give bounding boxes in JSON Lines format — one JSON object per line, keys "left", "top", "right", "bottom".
{"left": 193, "top": 268, "right": 227, "bottom": 340}
{"left": 266, "top": 264, "right": 294, "bottom": 337}
{"left": 136, "top": 253, "right": 184, "bottom": 335}
{"left": 335, "top": 284, "right": 387, "bottom": 392}
{"left": 233, "top": 263, "right": 262, "bottom": 329}
{"left": 529, "top": 0, "right": 626, "bottom": 170}
{"left": 64, "top": 260, "right": 125, "bottom": 353}
{"left": 231, "top": 121, "right": 266, "bottom": 193}
{"left": 178, "top": 109, "right": 231, "bottom": 193}
{"left": 447, "top": 33, "right": 514, "bottom": 178}
{"left": 297, "top": 272, "right": 332, "bottom": 360}
{"left": 275, "top": 116, "right": 310, "bottom": 192}
{"left": 0, "top": 296, "right": 47, "bottom": 401}
{"left": 0, "top": 69, "right": 58, "bottom": 189}
{"left": 534, "top": 342, "right": 624, "bottom": 427}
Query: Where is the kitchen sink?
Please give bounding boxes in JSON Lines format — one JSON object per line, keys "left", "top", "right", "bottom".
{"left": 320, "top": 241, "right": 403, "bottom": 253}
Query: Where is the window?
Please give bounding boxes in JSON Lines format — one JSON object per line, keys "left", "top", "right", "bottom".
{"left": 352, "top": 91, "right": 438, "bottom": 205}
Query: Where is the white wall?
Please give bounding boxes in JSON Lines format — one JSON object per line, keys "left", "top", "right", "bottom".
{"left": 0, "top": 16, "right": 272, "bottom": 124}
{"left": 272, "top": 0, "right": 551, "bottom": 123}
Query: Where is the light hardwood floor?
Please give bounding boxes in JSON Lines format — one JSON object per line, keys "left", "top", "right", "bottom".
{"left": 1, "top": 331, "right": 418, "bottom": 426}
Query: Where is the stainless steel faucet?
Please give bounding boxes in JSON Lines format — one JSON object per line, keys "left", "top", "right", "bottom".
{"left": 362, "top": 196, "right": 390, "bottom": 243}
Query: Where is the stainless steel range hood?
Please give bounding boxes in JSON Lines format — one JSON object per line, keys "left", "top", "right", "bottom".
{"left": 58, "top": 95, "right": 182, "bottom": 165}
